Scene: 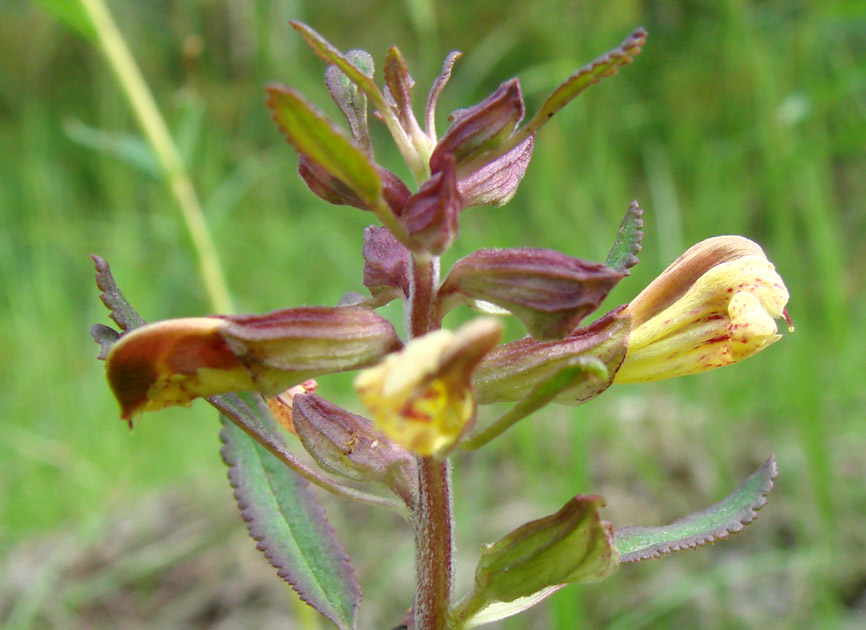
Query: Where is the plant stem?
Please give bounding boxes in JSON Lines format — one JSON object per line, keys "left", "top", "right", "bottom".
{"left": 406, "top": 252, "right": 454, "bottom": 629}
{"left": 78, "top": 0, "right": 233, "bottom": 313}
{"left": 407, "top": 253, "right": 439, "bottom": 337}
{"left": 413, "top": 456, "right": 454, "bottom": 630}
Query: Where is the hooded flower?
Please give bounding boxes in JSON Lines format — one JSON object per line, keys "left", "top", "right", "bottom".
{"left": 354, "top": 318, "right": 501, "bottom": 456}
{"left": 614, "top": 235, "right": 791, "bottom": 383}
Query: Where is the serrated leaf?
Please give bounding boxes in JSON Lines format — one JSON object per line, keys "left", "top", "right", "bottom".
{"left": 290, "top": 22, "right": 384, "bottom": 108}
{"left": 219, "top": 392, "right": 361, "bottom": 629}
{"left": 91, "top": 255, "right": 146, "bottom": 332}
{"left": 605, "top": 200, "right": 644, "bottom": 273}
{"left": 522, "top": 28, "right": 647, "bottom": 138}
{"left": 266, "top": 85, "right": 383, "bottom": 208}
{"left": 615, "top": 456, "right": 777, "bottom": 563}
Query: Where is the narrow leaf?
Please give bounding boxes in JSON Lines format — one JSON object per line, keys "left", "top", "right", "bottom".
{"left": 92, "top": 255, "right": 146, "bottom": 332}
{"left": 521, "top": 28, "right": 647, "bottom": 139}
{"left": 290, "top": 21, "right": 385, "bottom": 108}
{"left": 266, "top": 85, "right": 383, "bottom": 208}
{"left": 425, "top": 51, "right": 462, "bottom": 138}
{"left": 220, "top": 392, "right": 361, "bottom": 629}
{"left": 383, "top": 46, "right": 415, "bottom": 127}
{"left": 605, "top": 200, "right": 644, "bottom": 273}
{"left": 615, "top": 455, "right": 778, "bottom": 563}
{"left": 36, "top": 0, "right": 97, "bottom": 42}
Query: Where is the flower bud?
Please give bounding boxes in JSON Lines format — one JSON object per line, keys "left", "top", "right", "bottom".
{"left": 439, "top": 247, "right": 625, "bottom": 340}
{"left": 292, "top": 393, "right": 417, "bottom": 504}
{"left": 400, "top": 153, "right": 461, "bottom": 254}
{"left": 354, "top": 318, "right": 502, "bottom": 456}
{"left": 430, "top": 79, "right": 525, "bottom": 173}
{"left": 614, "top": 236, "right": 791, "bottom": 383}
{"left": 105, "top": 307, "right": 402, "bottom": 422}
{"left": 298, "top": 155, "right": 411, "bottom": 215}
{"left": 472, "top": 495, "right": 618, "bottom": 606}
{"left": 362, "top": 226, "right": 411, "bottom": 299}
{"left": 473, "top": 308, "right": 630, "bottom": 405}
{"left": 456, "top": 135, "right": 534, "bottom": 208}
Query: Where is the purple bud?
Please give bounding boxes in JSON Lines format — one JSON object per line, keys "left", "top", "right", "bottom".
{"left": 439, "top": 248, "right": 625, "bottom": 339}
{"left": 362, "top": 226, "right": 411, "bottom": 298}
{"left": 457, "top": 135, "right": 534, "bottom": 208}
{"left": 293, "top": 393, "right": 417, "bottom": 506}
{"left": 430, "top": 78, "right": 525, "bottom": 173}
{"left": 401, "top": 153, "right": 461, "bottom": 254}
{"left": 472, "top": 308, "right": 630, "bottom": 405}
{"left": 299, "top": 155, "right": 411, "bottom": 215}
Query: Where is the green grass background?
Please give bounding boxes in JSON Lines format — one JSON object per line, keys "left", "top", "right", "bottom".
{"left": 2, "top": 0, "right": 865, "bottom": 627}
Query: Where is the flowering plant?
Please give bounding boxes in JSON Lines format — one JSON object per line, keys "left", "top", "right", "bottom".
{"left": 92, "top": 23, "right": 791, "bottom": 630}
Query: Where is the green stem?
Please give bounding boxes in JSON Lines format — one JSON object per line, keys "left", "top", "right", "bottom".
{"left": 78, "top": 0, "right": 233, "bottom": 313}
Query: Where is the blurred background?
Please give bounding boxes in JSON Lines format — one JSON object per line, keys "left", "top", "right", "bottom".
{"left": 2, "top": 0, "right": 865, "bottom": 628}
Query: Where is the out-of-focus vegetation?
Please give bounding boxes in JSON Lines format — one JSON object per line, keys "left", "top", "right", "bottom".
{"left": 2, "top": 0, "right": 865, "bottom": 628}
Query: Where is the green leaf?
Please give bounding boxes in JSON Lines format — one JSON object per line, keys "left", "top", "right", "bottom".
{"left": 456, "top": 496, "right": 618, "bottom": 627}
{"left": 220, "top": 393, "right": 361, "bottom": 629}
{"left": 521, "top": 28, "right": 647, "bottom": 139}
{"left": 35, "top": 0, "right": 96, "bottom": 41}
{"left": 605, "top": 200, "right": 644, "bottom": 273}
{"left": 266, "top": 85, "right": 383, "bottom": 208}
{"left": 64, "top": 119, "right": 158, "bottom": 176}
{"left": 615, "top": 456, "right": 778, "bottom": 563}
{"left": 290, "top": 21, "right": 385, "bottom": 110}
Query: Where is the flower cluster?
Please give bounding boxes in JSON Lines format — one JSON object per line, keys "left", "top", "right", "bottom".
{"left": 92, "top": 23, "right": 791, "bottom": 630}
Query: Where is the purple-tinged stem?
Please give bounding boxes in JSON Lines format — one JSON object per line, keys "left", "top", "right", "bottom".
{"left": 406, "top": 252, "right": 454, "bottom": 629}
{"left": 413, "top": 456, "right": 454, "bottom": 630}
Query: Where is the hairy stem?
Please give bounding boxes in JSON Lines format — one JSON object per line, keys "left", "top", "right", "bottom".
{"left": 407, "top": 253, "right": 440, "bottom": 338}
{"left": 406, "top": 253, "right": 454, "bottom": 629}
{"left": 413, "top": 456, "right": 454, "bottom": 630}
{"left": 78, "top": 0, "right": 233, "bottom": 313}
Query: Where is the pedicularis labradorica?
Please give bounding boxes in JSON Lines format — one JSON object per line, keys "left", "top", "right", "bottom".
{"left": 92, "top": 23, "right": 793, "bottom": 630}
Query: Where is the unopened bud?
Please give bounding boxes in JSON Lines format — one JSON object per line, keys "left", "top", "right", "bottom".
{"left": 614, "top": 236, "right": 791, "bottom": 383}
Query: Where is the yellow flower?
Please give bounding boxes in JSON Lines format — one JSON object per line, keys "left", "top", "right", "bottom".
{"left": 614, "top": 236, "right": 791, "bottom": 384}
{"left": 354, "top": 318, "right": 501, "bottom": 456}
